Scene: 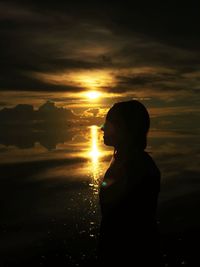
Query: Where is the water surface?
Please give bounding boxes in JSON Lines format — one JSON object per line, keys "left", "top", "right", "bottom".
{"left": 0, "top": 125, "right": 199, "bottom": 266}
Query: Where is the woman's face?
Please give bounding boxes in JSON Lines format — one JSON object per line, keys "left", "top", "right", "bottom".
{"left": 101, "top": 119, "right": 117, "bottom": 147}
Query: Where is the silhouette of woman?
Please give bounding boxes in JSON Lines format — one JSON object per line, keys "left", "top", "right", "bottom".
{"left": 98, "top": 100, "right": 161, "bottom": 266}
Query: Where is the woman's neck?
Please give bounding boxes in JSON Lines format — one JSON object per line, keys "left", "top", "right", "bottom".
{"left": 114, "top": 145, "right": 144, "bottom": 160}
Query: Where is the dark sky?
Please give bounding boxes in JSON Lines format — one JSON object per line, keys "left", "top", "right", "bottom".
{"left": 0, "top": 1, "right": 200, "bottom": 120}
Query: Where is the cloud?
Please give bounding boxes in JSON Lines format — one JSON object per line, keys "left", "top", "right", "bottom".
{"left": 0, "top": 0, "right": 199, "bottom": 137}
{"left": 149, "top": 106, "right": 200, "bottom": 118}
{"left": 0, "top": 1, "right": 199, "bottom": 94}
{"left": 0, "top": 101, "right": 10, "bottom": 107}
{"left": 82, "top": 108, "right": 99, "bottom": 117}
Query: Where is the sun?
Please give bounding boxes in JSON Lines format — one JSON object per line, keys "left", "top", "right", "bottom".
{"left": 86, "top": 91, "right": 102, "bottom": 100}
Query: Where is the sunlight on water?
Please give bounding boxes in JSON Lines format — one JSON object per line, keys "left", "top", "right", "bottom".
{"left": 88, "top": 125, "right": 102, "bottom": 195}
{"left": 83, "top": 125, "right": 105, "bottom": 239}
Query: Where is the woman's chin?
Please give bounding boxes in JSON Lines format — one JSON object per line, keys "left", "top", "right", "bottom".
{"left": 103, "top": 137, "right": 114, "bottom": 147}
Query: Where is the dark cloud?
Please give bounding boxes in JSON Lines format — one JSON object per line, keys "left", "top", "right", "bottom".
{"left": 116, "top": 72, "right": 177, "bottom": 87}
{"left": 0, "top": 101, "right": 10, "bottom": 107}
{"left": 0, "top": 69, "right": 84, "bottom": 92}
{"left": 105, "top": 68, "right": 200, "bottom": 95}
{"left": 0, "top": 1, "right": 200, "bottom": 95}
{"left": 105, "top": 2, "right": 200, "bottom": 50}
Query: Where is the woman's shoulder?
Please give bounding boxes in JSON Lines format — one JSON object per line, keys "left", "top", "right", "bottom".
{"left": 126, "top": 151, "right": 160, "bottom": 173}
{"left": 124, "top": 151, "right": 161, "bottom": 188}
{"left": 143, "top": 151, "right": 161, "bottom": 178}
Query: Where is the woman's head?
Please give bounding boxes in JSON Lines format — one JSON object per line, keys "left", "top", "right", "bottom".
{"left": 102, "top": 100, "right": 150, "bottom": 150}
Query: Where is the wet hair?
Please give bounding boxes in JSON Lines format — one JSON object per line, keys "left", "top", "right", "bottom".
{"left": 106, "top": 100, "right": 150, "bottom": 150}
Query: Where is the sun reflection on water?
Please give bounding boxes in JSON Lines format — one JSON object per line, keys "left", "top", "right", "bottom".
{"left": 89, "top": 125, "right": 102, "bottom": 194}
{"left": 88, "top": 125, "right": 102, "bottom": 195}
{"left": 85, "top": 125, "right": 103, "bottom": 239}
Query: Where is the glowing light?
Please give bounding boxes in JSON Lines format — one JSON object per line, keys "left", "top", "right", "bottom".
{"left": 102, "top": 181, "right": 107, "bottom": 187}
{"left": 86, "top": 91, "right": 102, "bottom": 100}
{"left": 89, "top": 125, "right": 101, "bottom": 165}
{"left": 71, "top": 71, "right": 114, "bottom": 90}
{"left": 34, "top": 69, "right": 115, "bottom": 91}
{"left": 90, "top": 149, "right": 100, "bottom": 160}
{"left": 88, "top": 125, "right": 102, "bottom": 195}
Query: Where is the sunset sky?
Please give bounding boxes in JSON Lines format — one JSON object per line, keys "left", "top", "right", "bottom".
{"left": 1, "top": 3, "right": 200, "bottom": 266}
{"left": 0, "top": 1, "right": 200, "bottom": 130}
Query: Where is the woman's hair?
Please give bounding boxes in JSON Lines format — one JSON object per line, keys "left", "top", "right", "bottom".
{"left": 106, "top": 100, "right": 150, "bottom": 150}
